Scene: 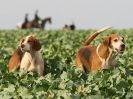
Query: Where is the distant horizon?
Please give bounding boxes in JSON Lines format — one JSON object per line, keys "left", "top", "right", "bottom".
{"left": 0, "top": 0, "right": 133, "bottom": 29}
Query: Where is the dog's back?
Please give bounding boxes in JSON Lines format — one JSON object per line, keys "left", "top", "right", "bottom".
{"left": 8, "top": 47, "right": 23, "bottom": 72}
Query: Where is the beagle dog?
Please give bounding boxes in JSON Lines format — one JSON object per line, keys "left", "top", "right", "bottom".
{"left": 75, "top": 26, "right": 125, "bottom": 71}
{"left": 8, "top": 35, "right": 44, "bottom": 76}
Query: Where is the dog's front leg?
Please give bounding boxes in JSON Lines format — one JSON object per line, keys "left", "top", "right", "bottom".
{"left": 37, "top": 64, "right": 44, "bottom": 76}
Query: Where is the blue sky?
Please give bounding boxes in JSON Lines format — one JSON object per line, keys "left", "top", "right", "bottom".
{"left": 0, "top": 0, "right": 133, "bottom": 29}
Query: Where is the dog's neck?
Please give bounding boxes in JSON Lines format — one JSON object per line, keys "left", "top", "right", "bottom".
{"left": 29, "top": 50, "right": 39, "bottom": 56}
{"left": 23, "top": 50, "right": 39, "bottom": 57}
{"left": 97, "top": 44, "right": 115, "bottom": 68}
{"left": 97, "top": 44, "right": 111, "bottom": 59}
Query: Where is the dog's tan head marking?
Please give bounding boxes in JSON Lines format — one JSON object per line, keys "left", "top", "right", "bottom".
{"left": 20, "top": 35, "right": 41, "bottom": 52}
{"left": 104, "top": 34, "right": 125, "bottom": 54}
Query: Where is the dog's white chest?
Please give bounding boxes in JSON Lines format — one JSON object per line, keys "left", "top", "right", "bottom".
{"left": 20, "top": 52, "right": 39, "bottom": 70}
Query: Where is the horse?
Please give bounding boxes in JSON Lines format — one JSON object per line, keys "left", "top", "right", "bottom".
{"left": 40, "top": 17, "right": 52, "bottom": 30}
{"left": 17, "top": 11, "right": 52, "bottom": 30}
{"left": 19, "top": 10, "right": 41, "bottom": 29}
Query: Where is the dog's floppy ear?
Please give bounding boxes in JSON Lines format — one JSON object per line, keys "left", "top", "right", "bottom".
{"left": 8, "top": 47, "right": 23, "bottom": 72}
{"left": 32, "top": 38, "right": 41, "bottom": 51}
{"left": 103, "top": 36, "right": 111, "bottom": 46}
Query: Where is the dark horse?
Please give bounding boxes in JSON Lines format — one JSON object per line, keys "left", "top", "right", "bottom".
{"left": 21, "top": 10, "right": 41, "bottom": 29}
{"left": 20, "top": 11, "right": 51, "bottom": 30}
{"left": 40, "top": 17, "right": 52, "bottom": 30}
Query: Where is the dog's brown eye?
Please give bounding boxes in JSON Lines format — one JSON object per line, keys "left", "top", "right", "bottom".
{"left": 114, "top": 39, "right": 118, "bottom": 42}
{"left": 28, "top": 40, "right": 32, "bottom": 43}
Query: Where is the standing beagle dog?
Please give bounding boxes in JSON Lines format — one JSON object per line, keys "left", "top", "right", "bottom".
{"left": 8, "top": 35, "right": 44, "bottom": 76}
{"left": 76, "top": 26, "right": 125, "bottom": 71}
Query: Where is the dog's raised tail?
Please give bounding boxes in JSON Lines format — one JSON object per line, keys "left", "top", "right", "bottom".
{"left": 83, "top": 26, "right": 112, "bottom": 46}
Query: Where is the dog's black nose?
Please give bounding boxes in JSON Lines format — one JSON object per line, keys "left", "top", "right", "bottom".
{"left": 121, "top": 44, "right": 125, "bottom": 49}
{"left": 21, "top": 44, "right": 25, "bottom": 48}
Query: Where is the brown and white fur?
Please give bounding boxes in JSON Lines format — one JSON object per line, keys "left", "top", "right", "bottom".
{"left": 75, "top": 26, "right": 125, "bottom": 71}
{"left": 8, "top": 46, "right": 23, "bottom": 72}
{"left": 8, "top": 35, "right": 44, "bottom": 76}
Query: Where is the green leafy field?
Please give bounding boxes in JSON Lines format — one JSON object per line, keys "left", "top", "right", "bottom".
{"left": 0, "top": 29, "right": 133, "bottom": 99}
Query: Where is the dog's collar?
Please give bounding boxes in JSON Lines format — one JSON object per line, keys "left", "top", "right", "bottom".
{"left": 96, "top": 44, "right": 105, "bottom": 68}
{"left": 96, "top": 44, "right": 102, "bottom": 60}
{"left": 96, "top": 44, "right": 113, "bottom": 68}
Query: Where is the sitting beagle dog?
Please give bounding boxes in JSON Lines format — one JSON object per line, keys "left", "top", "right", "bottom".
{"left": 75, "top": 26, "right": 125, "bottom": 71}
{"left": 8, "top": 35, "right": 44, "bottom": 76}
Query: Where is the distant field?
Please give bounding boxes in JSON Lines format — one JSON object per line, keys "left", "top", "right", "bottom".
{"left": 0, "top": 29, "right": 133, "bottom": 98}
